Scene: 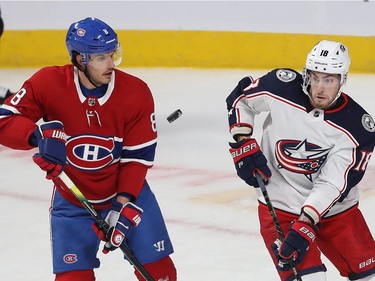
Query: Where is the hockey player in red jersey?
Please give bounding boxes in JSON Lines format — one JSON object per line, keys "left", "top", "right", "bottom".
{"left": 0, "top": 17, "right": 177, "bottom": 281}
{"left": 227, "top": 40, "right": 375, "bottom": 281}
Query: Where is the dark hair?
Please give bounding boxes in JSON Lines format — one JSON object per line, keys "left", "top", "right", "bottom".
{"left": 0, "top": 12, "right": 4, "bottom": 37}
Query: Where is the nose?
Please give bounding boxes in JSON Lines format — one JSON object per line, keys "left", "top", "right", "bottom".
{"left": 313, "top": 79, "right": 326, "bottom": 92}
{"left": 316, "top": 81, "right": 325, "bottom": 90}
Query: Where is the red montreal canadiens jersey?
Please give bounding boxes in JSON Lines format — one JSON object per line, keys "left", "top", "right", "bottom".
{"left": 226, "top": 69, "right": 375, "bottom": 219}
{"left": 0, "top": 65, "right": 157, "bottom": 207}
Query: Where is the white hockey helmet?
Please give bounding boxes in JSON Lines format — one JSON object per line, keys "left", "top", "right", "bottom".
{"left": 302, "top": 40, "right": 351, "bottom": 98}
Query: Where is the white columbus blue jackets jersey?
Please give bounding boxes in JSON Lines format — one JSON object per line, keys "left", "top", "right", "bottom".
{"left": 226, "top": 68, "right": 375, "bottom": 219}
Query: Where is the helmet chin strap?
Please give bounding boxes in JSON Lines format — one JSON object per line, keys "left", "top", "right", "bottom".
{"left": 327, "top": 90, "right": 341, "bottom": 108}
{"left": 73, "top": 53, "right": 100, "bottom": 89}
{"left": 83, "top": 67, "right": 100, "bottom": 89}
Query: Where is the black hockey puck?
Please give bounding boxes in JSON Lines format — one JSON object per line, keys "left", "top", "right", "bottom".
{"left": 167, "top": 109, "right": 182, "bottom": 123}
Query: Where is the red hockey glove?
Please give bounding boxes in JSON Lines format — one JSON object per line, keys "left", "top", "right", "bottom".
{"left": 229, "top": 138, "right": 271, "bottom": 187}
{"left": 93, "top": 201, "right": 143, "bottom": 254}
{"left": 32, "top": 121, "right": 66, "bottom": 180}
{"left": 271, "top": 220, "right": 316, "bottom": 271}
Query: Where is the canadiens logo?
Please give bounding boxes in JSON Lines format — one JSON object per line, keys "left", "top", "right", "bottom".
{"left": 66, "top": 135, "right": 122, "bottom": 171}
{"left": 275, "top": 139, "right": 330, "bottom": 181}
{"left": 63, "top": 254, "right": 78, "bottom": 264}
{"left": 77, "top": 28, "right": 86, "bottom": 36}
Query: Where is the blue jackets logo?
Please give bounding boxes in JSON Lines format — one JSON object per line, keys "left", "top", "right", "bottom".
{"left": 275, "top": 139, "right": 330, "bottom": 181}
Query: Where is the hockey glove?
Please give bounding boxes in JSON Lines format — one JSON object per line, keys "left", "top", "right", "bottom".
{"left": 0, "top": 86, "right": 13, "bottom": 104}
{"left": 229, "top": 138, "right": 271, "bottom": 187}
{"left": 32, "top": 121, "right": 66, "bottom": 180}
{"left": 271, "top": 220, "right": 316, "bottom": 271}
{"left": 93, "top": 201, "right": 143, "bottom": 254}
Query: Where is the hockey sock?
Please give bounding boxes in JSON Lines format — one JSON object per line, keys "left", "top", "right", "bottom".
{"left": 55, "top": 269, "right": 95, "bottom": 281}
{"left": 134, "top": 256, "right": 177, "bottom": 281}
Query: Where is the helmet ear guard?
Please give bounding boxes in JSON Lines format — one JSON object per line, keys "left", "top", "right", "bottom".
{"left": 70, "top": 51, "right": 86, "bottom": 71}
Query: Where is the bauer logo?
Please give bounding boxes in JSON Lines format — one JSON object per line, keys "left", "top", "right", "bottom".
{"left": 359, "top": 257, "right": 374, "bottom": 269}
{"left": 63, "top": 254, "right": 78, "bottom": 264}
{"left": 66, "top": 135, "right": 122, "bottom": 171}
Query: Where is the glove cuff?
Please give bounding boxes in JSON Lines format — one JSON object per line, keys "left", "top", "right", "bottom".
{"left": 121, "top": 202, "right": 143, "bottom": 227}
{"left": 229, "top": 138, "right": 260, "bottom": 162}
{"left": 231, "top": 124, "right": 253, "bottom": 140}
{"left": 301, "top": 206, "right": 320, "bottom": 225}
{"left": 290, "top": 220, "right": 316, "bottom": 244}
{"left": 112, "top": 201, "right": 143, "bottom": 227}
{"left": 31, "top": 121, "right": 66, "bottom": 146}
{"left": 38, "top": 121, "right": 66, "bottom": 141}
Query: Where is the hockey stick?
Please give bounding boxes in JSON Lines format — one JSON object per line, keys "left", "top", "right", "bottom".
{"left": 58, "top": 172, "right": 154, "bottom": 281}
{"left": 255, "top": 173, "right": 302, "bottom": 281}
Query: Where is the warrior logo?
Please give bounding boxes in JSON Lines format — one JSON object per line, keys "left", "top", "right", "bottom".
{"left": 153, "top": 240, "right": 165, "bottom": 252}
{"left": 275, "top": 139, "right": 330, "bottom": 181}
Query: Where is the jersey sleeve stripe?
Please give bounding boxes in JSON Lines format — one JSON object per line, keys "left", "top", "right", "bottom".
{"left": 0, "top": 105, "right": 21, "bottom": 119}
{"left": 121, "top": 139, "right": 157, "bottom": 167}
{"left": 120, "top": 158, "right": 154, "bottom": 166}
{"left": 123, "top": 138, "right": 157, "bottom": 150}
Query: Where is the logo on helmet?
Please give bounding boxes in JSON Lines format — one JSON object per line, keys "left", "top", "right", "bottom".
{"left": 77, "top": 28, "right": 86, "bottom": 36}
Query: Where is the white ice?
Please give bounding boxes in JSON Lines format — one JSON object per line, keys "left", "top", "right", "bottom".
{"left": 0, "top": 68, "right": 374, "bottom": 280}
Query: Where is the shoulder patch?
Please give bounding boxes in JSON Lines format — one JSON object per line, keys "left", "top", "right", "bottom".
{"left": 362, "top": 114, "right": 375, "bottom": 132}
{"left": 276, "top": 69, "right": 297, "bottom": 82}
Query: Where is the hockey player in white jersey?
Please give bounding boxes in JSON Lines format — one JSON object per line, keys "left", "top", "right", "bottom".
{"left": 227, "top": 40, "right": 374, "bottom": 281}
